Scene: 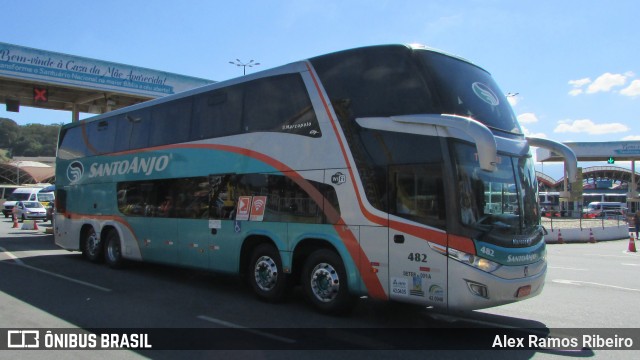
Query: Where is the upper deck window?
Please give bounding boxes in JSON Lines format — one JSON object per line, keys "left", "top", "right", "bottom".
{"left": 310, "top": 46, "right": 436, "bottom": 118}
{"left": 310, "top": 45, "right": 521, "bottom": 136}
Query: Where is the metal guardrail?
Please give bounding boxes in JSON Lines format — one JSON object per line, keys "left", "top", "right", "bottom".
{"left": 541, "top": 210, "right": 629, "bottom": 231}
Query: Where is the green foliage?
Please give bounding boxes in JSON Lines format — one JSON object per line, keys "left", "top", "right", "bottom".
{"left": 0, "top": 118, "right": 60, "bottom": 157}
{"left": 0, "top": 118, "right": 20, "bottom": 148}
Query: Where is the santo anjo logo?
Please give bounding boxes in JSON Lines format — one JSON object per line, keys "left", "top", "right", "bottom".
{"left": 472, "top": 82, "right": 500, "bottom": 106}
{"left": 66, "top": 155, "right": 171, "bottom": 184}
{"left": 67, "top": 161, "right": 84, "bottom": 184}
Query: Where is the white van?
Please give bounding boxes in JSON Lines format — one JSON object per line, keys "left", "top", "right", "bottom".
{"left": 2, "top": 187, "right": 44, "bottom": 218}
{"left": 583, "top": 202, "right": 625, "bottom": 218}
{"left": 0, "top": 185, "right": 22, "bottom": 207}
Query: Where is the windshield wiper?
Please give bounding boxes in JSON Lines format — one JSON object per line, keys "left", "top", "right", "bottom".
{"left": 474, "top": 214, "right": 515, "bottom": 240}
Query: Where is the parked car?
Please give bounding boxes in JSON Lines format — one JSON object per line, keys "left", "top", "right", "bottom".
{"left": 14, "top": 201, "right": 48, "bottom": 222}
{"left": 3, "top": 187, "right": 45, "bottom": 218}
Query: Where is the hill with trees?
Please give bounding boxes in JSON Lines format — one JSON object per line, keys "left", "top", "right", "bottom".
{"left": 0, "top": 118, "right": 61, "bottom": 160}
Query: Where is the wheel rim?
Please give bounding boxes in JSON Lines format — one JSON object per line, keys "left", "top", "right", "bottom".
{"left": 254, "top": 255, "right": 278, "bottom": 292}
{"left": 107, "top": 238, "right": 120, "bottom": 262}
{"left": 310, "top": 262, "right": 340, "bottom": 303}
{"left": 86, "top": 231, "right": 99, "bottom": 256}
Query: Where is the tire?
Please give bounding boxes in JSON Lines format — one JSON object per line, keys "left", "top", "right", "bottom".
{"left": 301, "top": 249, "right": 355, "bottom": 315}
{"left": 104, "top": 230, "right": 124, "bottom": 269}
{"left": 82, "top": 227, "right": 103, "bottom": 262}
{"left": 248, "top": 243, "right": 288, "bottom": 302}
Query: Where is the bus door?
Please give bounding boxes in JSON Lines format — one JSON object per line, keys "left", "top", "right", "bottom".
{"left": 175, "top": 177, "right": 217, "bottom": 269}
{"left": 387, "top": 164, "right": 448, "bottom": 306}
{"left": 178, "top": 174, "right": 241, "bottom": 271}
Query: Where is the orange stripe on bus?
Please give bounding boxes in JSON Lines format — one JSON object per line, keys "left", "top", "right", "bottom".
{"left": 72, "top": 141, "right": 386, "bottom": 297}
{"left": 447, "top": 234, "right": 476, "bottom": 255}
{"left": 304, "top": 62, "right": 449, "bottom": 249}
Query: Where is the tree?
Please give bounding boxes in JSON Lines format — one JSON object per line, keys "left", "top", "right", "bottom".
{"left": 0, "top": 118, "right": 61, "bottom": 158}
{"left": 0, "top": 118, "right": 20, "bottom": 149}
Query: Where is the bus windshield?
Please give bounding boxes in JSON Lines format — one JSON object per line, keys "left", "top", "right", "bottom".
{"left": 454, "top": 142, "right": 539, "bottom": 238}
{"left": 416, "top": 50, "right": 522, "bottom": 136}
{"left": 38, "top": 192, "right": 55, "bottom": 202}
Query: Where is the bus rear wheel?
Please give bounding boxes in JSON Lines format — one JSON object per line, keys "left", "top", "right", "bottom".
{"left": 248, "top": 243, "right": 288, "bottom": 302}
{"left": 82, "top": 227, "right": 102, "bottom": 262}
{"left": 104, "top": 230, "right": 124, "bottom": 269}
{"left": 302, "top": 249, "right": 355, "bottom": 315}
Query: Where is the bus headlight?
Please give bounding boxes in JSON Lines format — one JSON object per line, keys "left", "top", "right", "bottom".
{"left": 448, "top": 248, "right": 500, "bottom": 273}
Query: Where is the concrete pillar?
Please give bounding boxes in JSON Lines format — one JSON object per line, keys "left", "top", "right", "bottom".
{"left": 72, "top": 104, "right": 80, "bottom": 122}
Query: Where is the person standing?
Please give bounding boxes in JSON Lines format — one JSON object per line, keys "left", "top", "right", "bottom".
{"left": 635, "top": 210, "right": 640, "bottom": 240}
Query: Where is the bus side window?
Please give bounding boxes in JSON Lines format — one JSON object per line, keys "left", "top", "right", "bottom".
{"left": 150, "top": 99, "right": 193, "bottom": 146}
{"left": 208, "top": 174, "right": 234, "bottom": 219}
{"left": 388, "top": 163, "right": 446, "bottom": 230}
{"left": 191, "top": 87, "right": 243, "bottom": 140}
{"left": 207, "top": 173, "right": 341, "bottom": 224}
{"left": 242, "top": 74, "right": 320, "bottom": 137}
{"left": 58, "top": 126, "right": 89, "bottom": 160}
{"left": 127, "top": 109, "right": 151, "bottom": 150}
{"left": 114, "top": 109, "right": 151, "bottom": 152}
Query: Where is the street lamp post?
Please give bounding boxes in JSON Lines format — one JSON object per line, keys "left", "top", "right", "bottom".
{"left": 15, "top": 160, "right": 22, "bottom": 185}
{"left": 228, "top": 59, "right": 260, "bottom": 75}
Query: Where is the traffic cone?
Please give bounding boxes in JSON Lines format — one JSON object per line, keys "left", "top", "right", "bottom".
{"left": 33, "top": 221, "right": 39, "bottom": 231}
{"left": 557, "top": 229, "right": 564, "bottom": 244}
{"left": 11, "top": 214, "right": 18, "bottom": 229}
{"left": 628, "top": 233, "right": 637, "bottom": 253}
{"left": 588, "top": 229, "right": 596, "bottom": 243}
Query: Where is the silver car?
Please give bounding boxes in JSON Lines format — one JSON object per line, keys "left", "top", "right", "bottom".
{"left": 15, "top": 201, "right": 48, "bottom": 222}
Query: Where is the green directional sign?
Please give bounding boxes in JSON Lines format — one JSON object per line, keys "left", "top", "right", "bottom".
{"left": 607, "top": 157, "right": 615, "bottom": 164}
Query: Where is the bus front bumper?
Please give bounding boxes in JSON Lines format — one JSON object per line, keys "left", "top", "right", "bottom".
{"left": 446, "top": 258, "right": 547, "bottom": 311}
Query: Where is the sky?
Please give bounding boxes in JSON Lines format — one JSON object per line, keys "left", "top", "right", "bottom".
{"left": 1, "top": 0, "right": 638, "bottom": 180}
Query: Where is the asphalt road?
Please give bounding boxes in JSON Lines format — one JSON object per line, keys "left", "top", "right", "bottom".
{"left": 1, "top": 219, "right": 639, "bottom": 359}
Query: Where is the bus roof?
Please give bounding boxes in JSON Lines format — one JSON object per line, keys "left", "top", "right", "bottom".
{"left": 59, "top": 44, "right": 485, "bottom": 131}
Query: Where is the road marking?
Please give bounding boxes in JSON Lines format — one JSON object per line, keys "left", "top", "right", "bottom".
{"left": 0, "top": 246, "right": 24, "bottom": 264}
{"left": 0, "top": 246, "right": 111, "bottom": 292}
{"left": 621, "top": 263, "right": 640, "bottom": 267}
{"left": 548, "top": 266, "right": 587, "bottom": 271}
{"left": 582, "top": 254, "right": 633, "bottom": 258}
{"left": 552, "top": 279, "right": 640, "bottom": 292}
{"left": 197, "top": 315, "right": 296, "bottom": 344}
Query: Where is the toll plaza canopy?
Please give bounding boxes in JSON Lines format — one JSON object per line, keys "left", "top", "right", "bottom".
{"left": 0, "top": 42, "right": 215, "bottom": 121}
{"left": 0, "top": 158, "right": 55, "bottom": 185}
{"left": 536, "top": 140, "right": 640, "bottom": 199}
{"left": 536, "top": 141, "right": 640, "bottom": 163}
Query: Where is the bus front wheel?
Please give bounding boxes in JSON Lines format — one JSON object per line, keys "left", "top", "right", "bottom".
{"left": 82, "top": 227, "right": 102, "bottom": 262}
{"left": 302, "top": 249, "right": 355, "bottom": 315}
{"left": 104, "top": 230, "right": 124, "bottom": 269}
{"left": 248, "top": 243, "right": 288, "bottom": 302}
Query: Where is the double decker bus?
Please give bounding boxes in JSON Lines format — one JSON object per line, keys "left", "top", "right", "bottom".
{"left": 54, "top": 44, "right": 577, "bottom": 314}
